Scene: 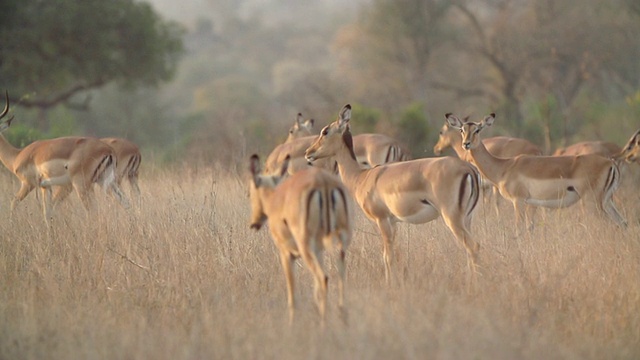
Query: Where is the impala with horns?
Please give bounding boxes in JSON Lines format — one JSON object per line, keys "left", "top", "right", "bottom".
{"left": 445, "top": 113, "right": 627, "bottom": 229}
{"left": 434, "top": 118, "right": 542, "bottom": 211}
{"left": 249, "top": 154, "right": 352, "bottom": 324}
{"left": 285, "top": 112, "right": 315, "bottom": 143}
{"left": 0, "top": 91, "right": 129, "bottom": 224}
{"left": 305, "top": 104, "right": 481, "bottom": 283}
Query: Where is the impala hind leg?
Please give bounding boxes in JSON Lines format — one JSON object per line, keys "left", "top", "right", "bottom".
{"left": 376, "top": 218, "right": 396, "bottom": 284}
{"left": 128, "top": 175, "right": 142, "bottom": 206}
{"left": 278, "top": 250, "right": 296, "bottom": 325}
{"left": 107, "top": 181, "right": 130, "bottom": 209}
{"left": 442, "top": 213, "right": 479, "bottom": 274}
{"left": 299, "top": 244, "right": 328, "bottom": 325}
{"left": 39, "top": 186, "right": 54, "bottom": 225}
{"left": 10, "top": 182, "right": 35, "bottom": 215}
{"left": 52, "top": 185, "right": 73, "bottom": 208}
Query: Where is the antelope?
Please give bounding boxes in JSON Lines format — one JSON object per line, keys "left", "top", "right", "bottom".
{"left": 0, "top": 91, "right": 128, "bottom": 224}
{"left": 618, "top": 129, "right": 640, "bottom": 163}
{"left": 249, "top": 154, "right": 352, "bottom": 324}
{"left": 285, "top": 113, "right": 315, "bottom": 143}
{"left": 352, "top": 133, "right": 412, "bottom": 168}
{"left": 434, "top": 119, "right": 542, "bottom": 212}
{"left": 266, "top": 132, "right": 411, "bottom": 175}
{"left": 52, "top": 137, "right": 142, "bottom": 206}
{"left": 100, "top": 137, "right": 142, "bottom": 200}
{"left": 305, "top": 104, "right": 481, "bottom": 283}
{"left": 445, "top": 113, "right": 627, "bottom": 230}
{"left": 553, "top": 141, "right": 621, "bottom": 157}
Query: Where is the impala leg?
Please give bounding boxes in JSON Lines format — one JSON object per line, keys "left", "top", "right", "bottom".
{"left": 376, "top": 218, "right": 396, "bottom": 284}
{"left": 129, "top": 175, "right": 142, "bottom": 206}
{"left": 39, "top": 186, "right": 54, "bottom": 224}
{"left": 601, "top": 196, "right": 627, "bottom": 228}
{"left": 279, "top": 250, "right": 296, "bottom": 325}
{"left": 109, "top": 181, "right": 130, "bottom": 209}
{"left": 52, "top": 185, "right": 73, "bottom": 209}
{"left": 335, "top": 232, "right": 347, "bottom": 309}
{"left": 491, "top": 185, "right": 501, "bottom": 215}
{"left": 300, "top": 244, "right": 327, "bottom": 325}
{"left": 11, "top": 182, "right": 35, "bottom": 215}
{"left": 442, "top": 214, "right": 479, "bottom": 274}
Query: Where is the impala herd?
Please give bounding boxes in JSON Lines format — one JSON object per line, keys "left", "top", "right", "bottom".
{"left": 2, "top": 90, "right": 640, "bottom": 325}
{"left": 0, "top": 91, "right": 140, "bottom": 225}
{"left": 252, "top": 104, "right": 640, "bottom": 324}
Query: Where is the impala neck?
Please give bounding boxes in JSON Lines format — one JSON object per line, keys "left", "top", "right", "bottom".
{"left": 447, "top": 135, "right": 468, "bottom": 159}
{"left": 467, "top": 138, "right": 510, "bottom": 185}
{"left": 0, "top": 133, "right": 20, "bottom": 171}
{"left": 334, "top": 131, "right": 366, "bottom": 189}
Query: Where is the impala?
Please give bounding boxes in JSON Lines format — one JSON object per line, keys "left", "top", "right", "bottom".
{"left": 0, "top": 91, "right": 128, "bottom": 224}
{"left": 249, "top": 154, "right": 352, "bottom": 324}
{"left": 266, "top": 132, "right": 411, "bottom": 175}
{"left": 52, "top": 137, "right": 142, "bottom": 204}
{"left": 100, "top": 137, "right": 142, "bottom": 199}
{"left": 445, "top": 113, "right": 627, "bottom": 229}
{"left": 553, "top": 141, "right": 621, "bottom": 157}
{"left": 285, "top": 113, "right": 315, "bottom": 143}
{"left": 352, "top": 133, "right": 412, "bottom": 168}
{"left": 434, "top": 120, "right": 542, "bottom": 211}
{"left": 305, "top": 104, "right": 481, "bottom": 282}
{"left": 618, "top": 129, "right": 640, "bottom": 163}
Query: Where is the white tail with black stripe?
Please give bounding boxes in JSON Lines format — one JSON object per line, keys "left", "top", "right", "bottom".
{"left": 445, "top": 112, "right": 627, "bottom": 230}
{"left": 249, "top": 154, "right": 352, "bottom": 325}
{"left": 305, "top": 104, "right": 481, "bottom": 284}
{"left": 0, "top": 91, "right": 129, "bottom": 225}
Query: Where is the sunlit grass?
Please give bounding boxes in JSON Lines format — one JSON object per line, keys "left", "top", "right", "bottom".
{"left": 1, "top": 165, "right": 639, "bottom": 359}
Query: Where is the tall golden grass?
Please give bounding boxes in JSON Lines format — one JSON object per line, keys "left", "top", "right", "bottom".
{"left": 1, "top": 163, "right": 639, "bottom": 359}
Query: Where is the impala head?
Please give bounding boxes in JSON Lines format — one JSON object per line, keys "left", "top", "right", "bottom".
{"left": 248, "top": 153, "right": 290, "bottom": 230}
{"left": 433, "top": 122, "right": 455, "bottom": 155}
{"left": 305, "top": 104, "right": 355, "bottom": 163}
{"left": 620, "top": 129, "right": 640, "bottom": 163}
{"left": 286, "top": 113, "right": 315, "bottom": 142}
{"left": 0, "top": 90, "right": 14, "bottom": 132}
{"left": 445, "top": 113, "right": 495, "bottom": 151}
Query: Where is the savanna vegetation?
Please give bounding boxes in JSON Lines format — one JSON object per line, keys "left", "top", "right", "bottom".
{"left": 1, "top": 0, "right": 640, "bottom": 358}
{"left": 1, "top": 165, "right": 639, "bottom": 359}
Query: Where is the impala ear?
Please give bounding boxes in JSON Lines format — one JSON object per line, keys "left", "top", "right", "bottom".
{"left": 280, "top": 155, "right": 291, "bottom": 177}
{"left": 622, "top": 128, "right": 640, "bottom": 151}
{"left": 306, "top": 118, "right": 314, "bottom": 128}
{"left": 338, "top": 104, "right": 352, "bottom": 128}
{"left": 444, "top": 113, "right": 463, "bottom": 129}
{"left": 296, "top": 112, "right": 303, "bottom": 125}
{"left": 249, "top": 154, "right": 262, "bottom": 186}
{"left": 482, "top": 113, "right": 496, "bottom": 127}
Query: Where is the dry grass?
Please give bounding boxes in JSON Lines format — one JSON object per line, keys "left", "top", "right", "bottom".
{"left": 1, "top": 164, "right": 639, "bottom": 360}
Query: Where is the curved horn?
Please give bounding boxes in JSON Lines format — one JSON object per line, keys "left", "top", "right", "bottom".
{"left": 0, "top": 91, "right": 9, "bottom": 120}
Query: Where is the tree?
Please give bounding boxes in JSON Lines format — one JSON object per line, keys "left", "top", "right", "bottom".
{"left": 332, "top": 0, "right": 454, "bottom": 113}
{"left": 0, "top": 0, "right": 184, "bottom": 110}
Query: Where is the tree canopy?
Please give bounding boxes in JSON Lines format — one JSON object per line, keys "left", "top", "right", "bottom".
{"left": 0, "top": 0, "right": 184, "bottom": 109}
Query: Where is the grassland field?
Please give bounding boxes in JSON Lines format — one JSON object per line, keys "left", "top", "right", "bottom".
{"left": 1, "top": 162, "right": 639, "bottom": 359}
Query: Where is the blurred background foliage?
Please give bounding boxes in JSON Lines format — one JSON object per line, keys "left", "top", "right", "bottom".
{"left": 0, "top": 0, "right": 639, "bottom": 168}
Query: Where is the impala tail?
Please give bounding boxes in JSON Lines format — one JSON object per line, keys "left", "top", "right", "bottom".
{"left": 124, "top": 153, "right": 142, "bottom": 179}
{"left": 93, "top": 154, "right": 130, "bottom": 208}
{"left": 306, "top": 185, "right": 351, "bottom": 250}
{"left": 601, "top": 161, "right": 627, "bottom": 227}
{"left": 460, "top": 167, "right": 481, "bottom": 227}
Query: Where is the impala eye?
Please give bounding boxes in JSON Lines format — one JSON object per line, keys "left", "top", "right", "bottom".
{"left": 322, "top": 128, "right": 329, "bottom": 136}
